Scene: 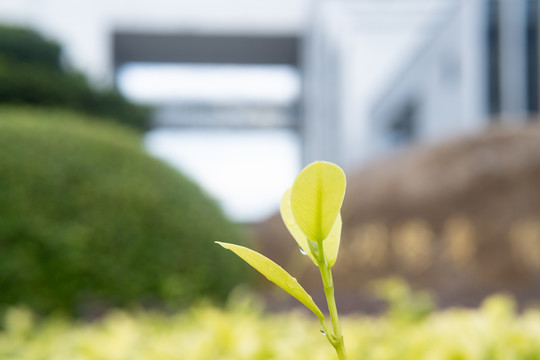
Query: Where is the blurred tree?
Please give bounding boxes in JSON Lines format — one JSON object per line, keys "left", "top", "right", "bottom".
{"left": 0, "top": 25, "right": 149, "bottom": 130}
{"left": 0, "top": 25, "right": 61, "bottom": 68}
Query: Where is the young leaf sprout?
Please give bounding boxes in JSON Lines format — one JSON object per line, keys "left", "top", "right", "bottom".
{"left": 217, "top": 161, "right": 347, "bottom": 359}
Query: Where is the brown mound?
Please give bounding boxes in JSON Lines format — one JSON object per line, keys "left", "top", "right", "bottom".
{"left": 252, "top": 125, "right": 540, "bottom": 312}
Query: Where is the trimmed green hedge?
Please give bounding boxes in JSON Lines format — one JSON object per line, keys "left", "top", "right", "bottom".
{"left": 0, "top": 108, "right": 250, "bottom": 315}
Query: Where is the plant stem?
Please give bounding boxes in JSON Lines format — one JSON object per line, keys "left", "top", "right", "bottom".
{"left": 317, "top": 239, "right": 347, "bottom": 360}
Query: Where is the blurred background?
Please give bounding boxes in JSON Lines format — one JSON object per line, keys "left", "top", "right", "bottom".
{"left": 1, "top": 0, "right": 540, "bottom": 356}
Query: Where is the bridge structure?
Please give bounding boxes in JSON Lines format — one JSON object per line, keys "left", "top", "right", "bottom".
{"left": 112, "top": 32, "right": 302, "bottom": 130}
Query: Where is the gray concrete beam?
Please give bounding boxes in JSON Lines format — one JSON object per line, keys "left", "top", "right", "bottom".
{"left": 113, "top": 32, "right": 301, "bottom": 72}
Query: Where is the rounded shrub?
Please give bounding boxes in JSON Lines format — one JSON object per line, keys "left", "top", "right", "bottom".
{"left": 0, "top": 107, "right": 250, "bottom": 315}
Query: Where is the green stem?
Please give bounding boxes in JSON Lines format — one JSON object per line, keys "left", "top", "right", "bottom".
{"left": 317, "top": 239, "right": 347, "bottom": 360}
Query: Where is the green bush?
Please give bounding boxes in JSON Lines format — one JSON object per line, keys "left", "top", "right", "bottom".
{"left": 0, "top": 107, "right": 250, "bottom": 315}
{"left": 0, "top": 25, "right": 149, "bottom": 130}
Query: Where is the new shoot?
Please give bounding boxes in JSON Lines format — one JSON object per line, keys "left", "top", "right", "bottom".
{"left": 217, "top": 161, "right": 347, "bottom": 359}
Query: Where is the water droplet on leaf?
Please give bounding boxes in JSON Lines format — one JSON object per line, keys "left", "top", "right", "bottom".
{"left": 320, "top": 330, "right": 326, "bottom": 335}
{"left": 299, "top": 247, "right": 307, "bottom": 255}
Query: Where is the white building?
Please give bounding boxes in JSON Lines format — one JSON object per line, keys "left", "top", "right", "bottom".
{"left": 303, "top": 0, "right": 540, "bottom": 170}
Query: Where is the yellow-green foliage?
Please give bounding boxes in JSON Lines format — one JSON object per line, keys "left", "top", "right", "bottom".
{"left": 2, "top": 294, "right": 540, "bottom": 360}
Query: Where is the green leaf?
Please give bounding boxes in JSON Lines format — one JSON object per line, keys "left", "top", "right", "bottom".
{"left": 325, "top": 214, "right": 342, "bottom": 267}
{"left": 281, "top": 188, "right": 342, "bottom": 267}
{"left": 291, "top": 161, "right": 346, "bottom": 242}
{"left": 281, "top": 188, "right": 318, "bottom": 265}
{"left": 216, "top": 242, "right": 324, "bottom": 321}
